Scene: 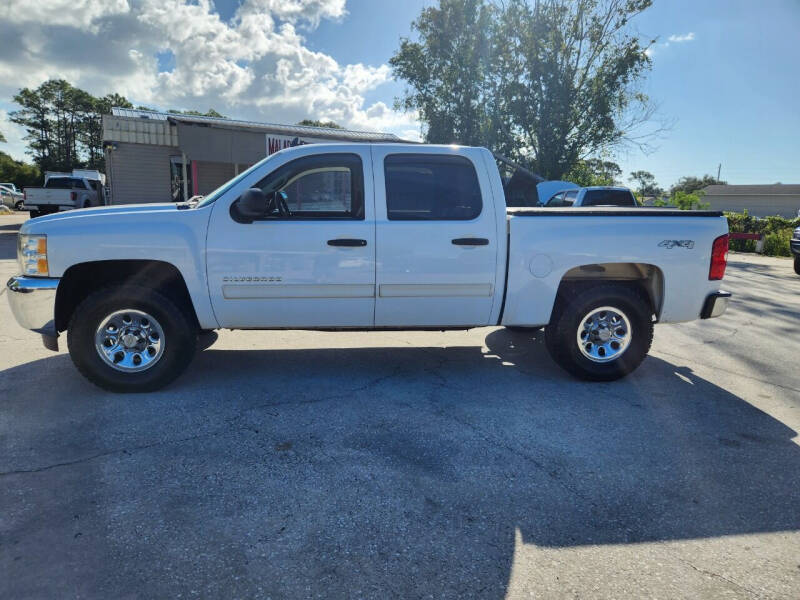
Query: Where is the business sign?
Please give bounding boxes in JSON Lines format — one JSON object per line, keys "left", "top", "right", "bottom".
{"left": 265, "top": 134, "right": 330, "bottom": 156}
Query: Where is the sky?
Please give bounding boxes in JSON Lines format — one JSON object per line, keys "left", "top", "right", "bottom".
{"left": 0, "top": 0, "right": 797, "bottom": 189}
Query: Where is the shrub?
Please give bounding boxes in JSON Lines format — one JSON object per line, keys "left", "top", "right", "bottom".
{"left": 762, "top": 230, "right": 793, "bottom": 257}
{"left": 724, "top": 210, "right": 799, "bottom": 257}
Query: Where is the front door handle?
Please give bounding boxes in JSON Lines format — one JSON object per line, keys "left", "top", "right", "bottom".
{"left": 452, "top": 237, "right": 489, "bottom": 246}
{"left": 328, "top": 238, "right": 367, "bottom": 247}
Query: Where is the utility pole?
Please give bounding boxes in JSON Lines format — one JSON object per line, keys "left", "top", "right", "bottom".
{"left": 716, "top": 163, "right": 722, "bottom": 183}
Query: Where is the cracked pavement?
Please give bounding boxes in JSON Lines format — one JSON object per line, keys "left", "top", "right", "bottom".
{"left": 1, "top": 213, "right": 799, "bottom": 598}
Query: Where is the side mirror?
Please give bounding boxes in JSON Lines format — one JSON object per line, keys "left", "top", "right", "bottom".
{"left": 237, "top": 188, "right": 268, "bottom": 219}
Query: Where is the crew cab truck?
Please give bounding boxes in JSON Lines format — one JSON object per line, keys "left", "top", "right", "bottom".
{"left": 7, "top": 144, "right": 731, "bottom": 392}
{"left": 23, "top": 170, "right": 106, "bottom": 217}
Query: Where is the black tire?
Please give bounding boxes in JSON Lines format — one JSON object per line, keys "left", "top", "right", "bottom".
{"left": 83, "top": 199, "right": 91, "bottom": 208}
{"left": 67, "top": 285, "right": 197, "bottom": 392}
{"left": 544, "top": 284, "right": 653, "bottom": 381}
{"left": 794, "top": 256, "right": 800, "bottom": 276}
{"left": 30, "top": 209, "right": 41, "bottom": 218}
{"left": 14, "top": 200, "right": 24, "bottom": 211}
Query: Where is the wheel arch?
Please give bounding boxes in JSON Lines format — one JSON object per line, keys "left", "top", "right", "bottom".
{"left": 55, "top": 260, "right": 200, "bottom": 333}
{"left": 554, "top": 262, "right": 664, "bottom": 322}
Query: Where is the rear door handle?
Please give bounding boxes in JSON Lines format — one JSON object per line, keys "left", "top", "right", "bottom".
{"left": 327, "top": 238, "right": 367, "bottom": 247}
{"left": 452, "top": 238, "right": 489, "bottom": 246}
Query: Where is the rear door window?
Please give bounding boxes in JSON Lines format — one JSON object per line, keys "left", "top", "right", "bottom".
{"left": 384, "top": 154, "right": 482, "bottom": 220}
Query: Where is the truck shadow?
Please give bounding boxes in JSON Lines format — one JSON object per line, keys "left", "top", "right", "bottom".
{"left": 1, "top": 329, "right": 798, "bottom": 598}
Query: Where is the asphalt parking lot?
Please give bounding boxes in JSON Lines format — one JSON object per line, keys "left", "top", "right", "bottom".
{"left": 1, "top": 213, "right": 799, "bottom": 599}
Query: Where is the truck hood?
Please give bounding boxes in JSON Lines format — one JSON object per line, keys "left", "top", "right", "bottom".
{"left": 22, "top": 203, "right": 189, "bottom": 233}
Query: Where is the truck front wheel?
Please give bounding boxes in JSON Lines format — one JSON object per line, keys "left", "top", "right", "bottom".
{"left": 67, "top": 285, "right": 197, "bottom": 392}
{"left": 794, "top": 256, "right": 800, "bottom": 276}
{"left": 545, "top": 284, "right": 653, "bottom": 381}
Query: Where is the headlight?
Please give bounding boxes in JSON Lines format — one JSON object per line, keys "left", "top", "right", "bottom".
{"left": 18, "top": 234, "right": 49, "bottom": 276}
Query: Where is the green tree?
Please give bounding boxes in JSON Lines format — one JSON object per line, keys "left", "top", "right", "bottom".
{"left": 0, "top": 151, "right": 41, "bottom": 189}
{"left": 297, "top": 119, "right": 343, "bottom": 129}
{"left": 671, "top": 190, "right": 710, "bottom": 210}
{"left": 391, "top": 0, "right": 658, "bottom": 179}
{"left": 565, "top": 158, "right": 622, "bottom": 186}
{"left": 10, "top": 79, "right": 133, "bottom": 172}
{"left": 628, "top": 170, "right": 664, "bottom": 197}
{"left": 80, "top": 93, "right": 134, "bottom": 169}
{"left": 670, "top": 174, "right": 725, "bottom": 195}
{"left": 390, "top": 0, "right": 496, "bottom": 149}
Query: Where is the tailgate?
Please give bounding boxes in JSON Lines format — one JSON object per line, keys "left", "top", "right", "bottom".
{"left": 25, "top": 188, "right": 71, "bottom": 205}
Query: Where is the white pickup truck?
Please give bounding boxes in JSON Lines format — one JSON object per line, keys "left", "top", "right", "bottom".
{"left": 23, "top": 170, "right": 106, "bottom": 217}
{"left": 7, "top": 144, "right": 731, "bottom": 392}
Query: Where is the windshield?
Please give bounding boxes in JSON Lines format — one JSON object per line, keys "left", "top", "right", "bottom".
{"left": 195, "top": 155, "right": 278, "bottom": 208}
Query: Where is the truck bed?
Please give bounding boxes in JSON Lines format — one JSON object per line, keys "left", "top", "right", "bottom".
{"left": 507, "top": 207, "right": 723, "bottom": 217}
{"left": 502, "top": 207, "right": 729, "bottom": 328}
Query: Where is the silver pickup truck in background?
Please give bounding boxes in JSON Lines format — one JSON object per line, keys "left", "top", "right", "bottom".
{"left": 23, "top": 170, "right": 107, "bottom": 217}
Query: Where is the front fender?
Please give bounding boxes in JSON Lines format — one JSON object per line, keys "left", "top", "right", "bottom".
{"left": 24, "top": 205, "right": 218, "bottom": 329}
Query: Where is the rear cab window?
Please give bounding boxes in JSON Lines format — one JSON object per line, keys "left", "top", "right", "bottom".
{"left": 581, "top": 189, "right": 637, "bottom": 207}
{"left": 384, "top": 154, "right": 482, "bottom": 220}
{"left": 45, "top": 177, "right": 85, "bottom": 189}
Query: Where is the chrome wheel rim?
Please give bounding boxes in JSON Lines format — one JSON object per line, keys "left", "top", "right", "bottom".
{"left": 95, "top": 309, "right": 165, "bottom": 372}
{"left": 576, "top": 306, "right": 632, "bottom": 363}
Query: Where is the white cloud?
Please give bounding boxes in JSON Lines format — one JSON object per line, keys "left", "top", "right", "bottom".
{"left": 647, "top": 32, "right": 697, "bottom": 57}
{"left": 667, "top": 32, "right": 696, "bottom": 43}
{"left": 0, "top": 0, "right": 130, "bottom": 31}
{"left": 0, "top": 109, "right": 31, "bottom": 160}
{"left": 0, "top": 0, "right": 419, "bottom": 160}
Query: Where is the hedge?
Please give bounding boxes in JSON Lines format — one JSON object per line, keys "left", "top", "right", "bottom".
{"left": 725, "top": 210, "right": 799, "bottom": 256}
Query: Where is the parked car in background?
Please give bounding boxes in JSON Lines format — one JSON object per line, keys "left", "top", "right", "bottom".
{"left": 23, "top": 170, "right": 107, "bottom": 217}
{"left": 792, "top": 226, "right": 800, "bottom": 275}
{"left": 7, "top": 143, "right": 731, "bottom": 392}
{"left": 542, "top": 186, "right": 639, "bottom": 208}
{"left": 0, "top": 183, "right": 25, "bottom": 211}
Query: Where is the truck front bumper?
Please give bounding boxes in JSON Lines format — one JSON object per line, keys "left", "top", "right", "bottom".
{"left": 701, "top": 290, "right": 732, "bottom": 319}
{"left": 6, "top": 276, "right": 60, "bottom": 350}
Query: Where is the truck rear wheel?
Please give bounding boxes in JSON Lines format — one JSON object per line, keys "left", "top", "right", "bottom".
{"left": 545, "top": 284, "right": 653, "bottom": 381}
{"left": 67, "top": 285, "right": 197, "bottom": 392}
{"left": 794, "top": 256, "right": 800, "bottom": 276}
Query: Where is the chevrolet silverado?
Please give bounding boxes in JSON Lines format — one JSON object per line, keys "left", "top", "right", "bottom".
{"left": 7, "top": 144, "right": 731, "bottom": 392}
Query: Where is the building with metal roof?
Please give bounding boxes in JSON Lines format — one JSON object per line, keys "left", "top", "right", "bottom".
{"left": 701, "top": 184, "right": 800, "bottom": 218}
{"left": 103, "top": 107, "right": 404, "bottom": 205}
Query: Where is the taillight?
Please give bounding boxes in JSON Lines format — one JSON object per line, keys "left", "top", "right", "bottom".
{"left": 70, "top": 191, "right": 77, "bottom": 201}
{"left": 709, "top": 234, "right": 728, "bottom": 280}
